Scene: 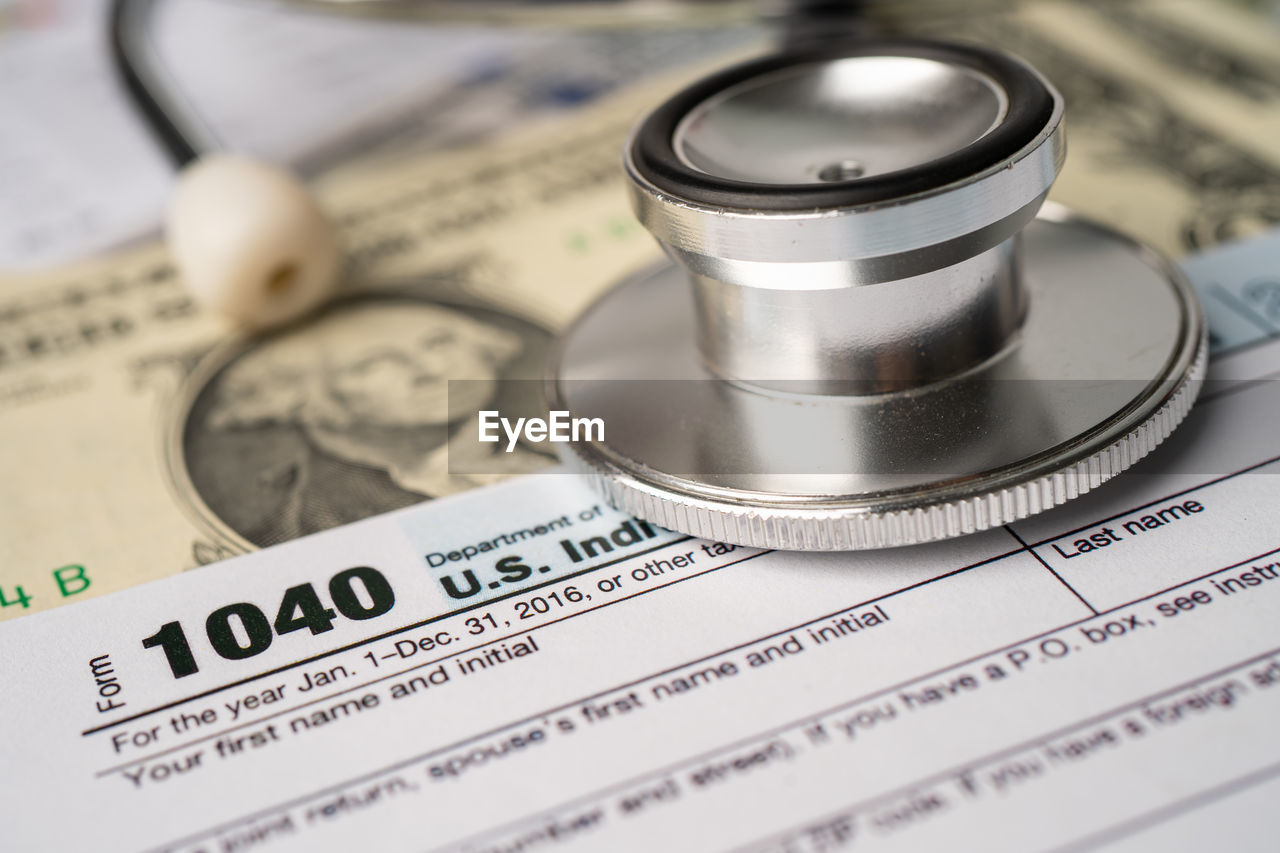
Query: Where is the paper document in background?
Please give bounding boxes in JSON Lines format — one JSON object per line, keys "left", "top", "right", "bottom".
{"left": 1182, "top": 232, "right": 1280, "bottom": 354}
{"left": 0, "top": 0, "right": 755, "bottom": 270}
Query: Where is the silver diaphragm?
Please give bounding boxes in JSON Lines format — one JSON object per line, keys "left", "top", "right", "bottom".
{"left": 549, "top": 40, "right": 1206, "bottom": 551}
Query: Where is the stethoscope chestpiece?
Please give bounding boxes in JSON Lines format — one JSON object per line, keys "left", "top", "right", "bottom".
{"left": 549, "top": 39, "right": 1206, "bottom": 551}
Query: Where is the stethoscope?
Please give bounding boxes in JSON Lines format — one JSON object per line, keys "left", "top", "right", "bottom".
{"left": 111, "top": 0, "right": 1207, "bottom": 551}
{"left": 110, "top": 0, "right": 343, "bottom": 329}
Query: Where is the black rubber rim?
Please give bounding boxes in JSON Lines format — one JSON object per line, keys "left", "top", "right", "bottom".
{"left": 630, "top": 39, "right": 1055, "bottom": 212}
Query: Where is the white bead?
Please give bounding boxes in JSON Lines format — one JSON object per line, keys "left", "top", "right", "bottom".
{"left": 166, "top": 155, "right": 341, "bottom": 330}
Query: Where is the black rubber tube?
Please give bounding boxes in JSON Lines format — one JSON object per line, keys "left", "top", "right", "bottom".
{"left": 108, "top": 0, "right": 200, "bottom": 168}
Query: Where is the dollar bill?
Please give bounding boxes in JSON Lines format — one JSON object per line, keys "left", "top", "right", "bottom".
{"left": 3, "top": 0, "right": 1279, "bottom": 620}
{"left": 0, "top": 66, "right": 711, "bottom": 618}
{"left": 927, "top": 0, "right": 1280, "bottom": 351}
{"left": 914, "top": 0, "right": 1280, "bottom": 256}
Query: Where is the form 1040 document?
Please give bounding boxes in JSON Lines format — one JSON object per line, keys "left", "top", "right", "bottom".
{"left": 2, "top": 238, "right": 1280, "bottom": 851}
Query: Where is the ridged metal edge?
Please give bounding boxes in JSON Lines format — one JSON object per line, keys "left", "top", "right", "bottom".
{"left": 558, "top": 331, "right": 1208, "bottom": 551}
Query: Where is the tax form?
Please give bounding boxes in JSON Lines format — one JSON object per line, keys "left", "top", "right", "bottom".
{"left": 1, "top": 230, "right": 1279, "bottom": 851}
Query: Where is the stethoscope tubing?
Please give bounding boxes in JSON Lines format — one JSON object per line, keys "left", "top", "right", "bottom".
{"left": 109, "top": 0, "right": 220, "bottom": 167}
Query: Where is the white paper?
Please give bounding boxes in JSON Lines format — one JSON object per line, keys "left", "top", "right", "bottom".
{"left": 0, "top": 4, "right": 172, "bottom": 270}
{"left": 0, "top": 1, "right": 754, "bottom": 271}
{"left": 0, "top": 1, "right": 550, "bottom": 270}
{"left": 2, "top": 235, "right": 1280, "bottom": 851}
